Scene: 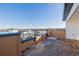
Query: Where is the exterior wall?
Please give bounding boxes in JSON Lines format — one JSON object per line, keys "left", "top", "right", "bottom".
{"left": 48, "top": 29, "right": 66, "bottom": 39}
{"left": 66, "top": 5, "right": 79, "bottom": 40}
{"left": 0, "top": 35, "right": 21, "bottom": 56}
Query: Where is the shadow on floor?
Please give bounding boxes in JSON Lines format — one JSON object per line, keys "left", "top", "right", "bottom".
{"left": 22, "top": 37, "right": 79, "bottom": 56}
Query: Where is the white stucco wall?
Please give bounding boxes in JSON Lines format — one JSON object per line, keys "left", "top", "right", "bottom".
{"left": 66, "top": 5, "right": 79, "bottom": 40}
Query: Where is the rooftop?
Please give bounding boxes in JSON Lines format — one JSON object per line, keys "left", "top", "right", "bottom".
{"left": 63, "top": 3, "right": 73, "bottom": 21}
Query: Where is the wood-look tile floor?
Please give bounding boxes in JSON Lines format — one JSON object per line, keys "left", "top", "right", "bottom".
{"left": 22, "top": 37, "right": 79, "bottom": 56}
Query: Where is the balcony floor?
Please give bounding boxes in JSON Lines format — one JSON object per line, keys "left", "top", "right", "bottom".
{"left": 22, "top": 37, "right": 79, "bottom": 56}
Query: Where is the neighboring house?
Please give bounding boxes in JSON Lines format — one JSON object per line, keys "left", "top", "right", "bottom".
{"left": 63, "top": 3, "right": 79, "bottom": 40}
{"left": 8, "top": 29, "right": 19, "bottom": 32}
{"left": 21, "top": 29, "right": 35, "bottom": 39}
{"left": 7, "top": 28, "right": 19, "bottom": 32}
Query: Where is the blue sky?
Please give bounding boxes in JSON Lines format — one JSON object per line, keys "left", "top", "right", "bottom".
{"left": 0, "top": 3, "right": 65, "bottom": 29}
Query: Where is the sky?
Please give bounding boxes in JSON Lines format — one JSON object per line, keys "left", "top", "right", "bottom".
{"left": 0, "top": 3, "right": 65, "bottom": 29}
